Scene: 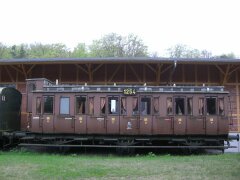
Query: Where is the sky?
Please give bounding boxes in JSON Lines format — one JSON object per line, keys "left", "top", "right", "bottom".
{"left": 0, "top": 0, "right": 240, "bottom": 57}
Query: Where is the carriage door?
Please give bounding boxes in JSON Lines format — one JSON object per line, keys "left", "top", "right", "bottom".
{"left": 139, "top": 96, "right": 152, "bottom": 135}
{"left": 31, "top": 96, "right": 43, "bottom": 133}
{"left": 218, "top": 96, "right": 228, "bottom": 135}
{"left": 42, "top": 96, "right": 54, "bottom": 133}
{"left": 54, "top": 95, "right": 74, "bottom": 133}
{"left": 107, "top": 96, "right": 120, "bottom": 134}
{"left": 187, "top": 96, "right": 205, "bottom": 135}
{"left": 205, "top": 97, "right": 218, "bottom": 135}
{"left": 75, "top": 96, "right": 87, "bottom": 134}
{"left": 120, "top": 96, "right": 139, "bottom": 135}
{"left": 173, "top": 96, "right": 186, "bottom": 135}
{"left": 87, "top": 95, "right": 106, "bottom": 134}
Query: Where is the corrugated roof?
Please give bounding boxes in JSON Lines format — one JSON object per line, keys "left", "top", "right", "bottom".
{"left": 0, "top": 57, "right": 240, "bottom": 65}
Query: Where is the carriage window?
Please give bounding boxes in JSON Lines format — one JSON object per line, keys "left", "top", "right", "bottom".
{"left": 175, "top": 98, "right": 185, "bottom": 115}
{"left": 100, "top": 97, "right": 106, "bottom": 114}
{"left": 132, "top": 97, "right": 138, "bottom": 115}
{"left": 89, "top": 97, "right": 94, "bottom": 115}
{"left": 153, "top": 97, "right": 159, "bottom": 114}
{"left": 108, "top": 97, "right": 119, "bottom": 114}
{"left": 206, "top": 97, "right": 216, "bottom": 115}
{"left": 60, "top": 97, "right": 70, "bottom": 115}
{"left": 219, "top": 98, "right": 224, "bottom": 116}
{"left": 36, "top": 97, "right": 41, "bottom": 114}
{"left": 198, "top": 98, "right": 204, "bottom": 115}
{"left": 167, "top": 97, "right": 173, "bottom": 115}
{"left": 187, "top": 98, "right": 193, "bottom": 115}
{"left": 141, "top": 97, "right": 151, "bottom": 115}
{"left": 76, "top": 96, "right": 86, "bottom": 114}
{"left": 121, "top": 97, "right": 127, "bottom": 115}
{"left": 43, "top": 96, "right": 53, "bottom": 114}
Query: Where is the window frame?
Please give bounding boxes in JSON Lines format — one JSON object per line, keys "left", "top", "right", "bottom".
{"left": 43, "top": 96, "right": 54, "bottom": 115}
{"left": 206, "top": 96, "right": 217, "bottom": 115}
{"left": 187, "top": 97, "right": 193, "bottom": 116}
{"left": 75, "top": 96, "right": 87, "bottom": 115}
{"left": 108, "top": 96, "right": 119, "bottom": 115}
{"left": 153, "top": 97, "right": 160, "bottom": 115}
{"left": 218, "top": 97, "right": 225, "bottom": 116}
{"left": 166, "top": 97, "right": 173, "bottom": 116}
{"left": 88, "top": 97, "right": 94, "bottom": 116}
{"left": 174, "top": 97, "right": 185, "bottom": 116}
{"left": 132, "top": 97, "right": 139, "bottom": 116}
{"left": 36, "top": 97, "right": 42, "bottom": 115}
{"left": 59, "top": 97, "right": 70, "bottom": 115}
{"left": 140, "top": 96, "right": 151, "bottom": 115}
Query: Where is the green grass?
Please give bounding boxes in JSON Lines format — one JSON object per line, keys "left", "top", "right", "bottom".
{"left": 0, "top": 150, "right": 239, "bottom": 180}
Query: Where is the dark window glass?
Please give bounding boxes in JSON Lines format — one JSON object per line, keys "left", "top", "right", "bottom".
{"left": 141, "top": 97, "right": 151, "bottom": 115}
{"left": 206, "top": 97, "right": 216, "bottom": 115}
{"left": 76, "top": 96, "right": 86, "bottom": 114}
{"left": 132, "top": 97, "right": 138, "bottom": 115}
{"left": 121, "top": 97, "right": 127, "bottom": 115}
{"left": 167, "top": 97, "right": 173, "bottom": 115}
{"left": 100, "top": 97, "right": 106, "bottom": 114}
{"left": 36, "top": 97, "right": 41, "bottom": 114}
{"left": 43, "top": 96, "right": 53, "bottom": 114}
{"left": 175, "top": 98, "right": 185, "bottom": 115}
{"left": 187, "top": 98, "right": 193, "bottom": 115}
{"left": 108, "top": 97, "right": 119, "bottom": 114}
{"left": 219, "top": 98, "right": 224, "bottom": 116}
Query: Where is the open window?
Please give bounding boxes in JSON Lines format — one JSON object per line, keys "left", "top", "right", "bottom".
{"left": 175, "top": 98, "right": 185, "bottom": 115}
{"left": 167, "top": 97, "right": 173, "bottom": 115}
{"left": 43, "top": 96, "right": 54, "bottom": 114}
{"left": 153, "top": 97, "right": 159, "bottom": 114}
{"left": 36, "top": 97, "right": 41, "bottom": 114}
{"left": 89, "top": 97, "right": 94, "bottom": 115}
{"left": 108, "top": 97, "right": 119, "bottom": 114}
{"left": 60, "top": 97, "right": 70, "bottom": 115}
{"left": 76, "top": 96, "right": 86, "bottom": 114}
{"left": 198, "top": 98, "right": 204, "bottom": 115}
{"left": 121, "top": 97, "right": 127, "bottom": 115}
{"left": 187, "top": 98, "right": 193, "bottom": 115}
{"left": 219, "top": 98, "right": 224, "bottom": 116}
{"left": 132, "top": 97, "right": 138, "bottom": 115}
{"left": 206, "top": 97, "right": 216, "bottom": 115}
{"left": 100, "top": 97, "right": 106, "bottom": 115}
{"left": 141, "top": 97, "right": 151, "bottom": 115}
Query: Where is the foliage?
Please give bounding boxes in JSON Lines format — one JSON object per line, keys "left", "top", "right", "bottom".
{"left": 167, "top": 44, "right": 213, "bottom": 58}
{"left": 0, "top": 151, "right": 239, "bottom": 179}
{"left": 89, "top": 33, "right": 148, "bottom": 57}
{"left": 0, "top": 35, "right": 238, "bottom": 59}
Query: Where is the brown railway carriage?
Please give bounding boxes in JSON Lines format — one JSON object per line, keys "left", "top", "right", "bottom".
{"left": 23, "top": 78, "right": 233, "bottom": 148}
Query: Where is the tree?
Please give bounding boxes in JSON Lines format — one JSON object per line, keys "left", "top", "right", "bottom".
{"left": 0, "top": 43, "right": 11, "bottom": 59}
{"left": 28, "top": 43, "right": 70, "bottom": 58}
{"left": 71, "top": 43, "right": 88, "bottom": 58}
{"left": 167, "top": 44, "right": 212, "bottom": 58}
{"left": 216, "top": 53, "right": 236, "bottom": 59}
{"left": 10, "top": 44, "right": 28, "bottom": 58}
{"left": 89, "top": 33, "right": 148, "bottom": 57}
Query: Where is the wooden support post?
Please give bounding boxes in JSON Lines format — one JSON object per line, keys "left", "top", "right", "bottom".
{"left": 207, "top": 65, "right": 210, "bottom": 85}
{"left": 236, "top": 71, "right": 240, "bottom": 132}
{"left": 88, "top": 64, "right": 92, "bottom": 83}
{"left": 4, "top": 66, "right": 14, "bottom": 82}
{"left": 194, "top": 65, "right": 197, "bottom": 85}
{"left": 124, "top": 64, "right": 126, "bottom": 83}
{"left": 182, "top": 65, "right": 185, "bottom": 83}
{"left": 143, "top": 64, "right": 146, "bottom": 83}
{"left": 156, "top": 64, "right": 162, "bottom": 85}
{"left": 76, "top": 66, "right": 79, "bottom": 84}
{"left": 222, "top": 64, "right": 230, "bottom": 85}
{"left": 59, "top": 64, "right": 62, "bottom": 83}
{"left": 108, "top": 65, "right": 122, "bottom": 82}
{"left": 105, "top": 64, "right": 107, "bottom": 85}
{"left": 129, "top": 64, "right": 141, "bottom": 83}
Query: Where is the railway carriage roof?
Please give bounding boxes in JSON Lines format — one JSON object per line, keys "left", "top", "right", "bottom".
{"left": 29, "top": 79, "right": 228, "bottom": 94}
